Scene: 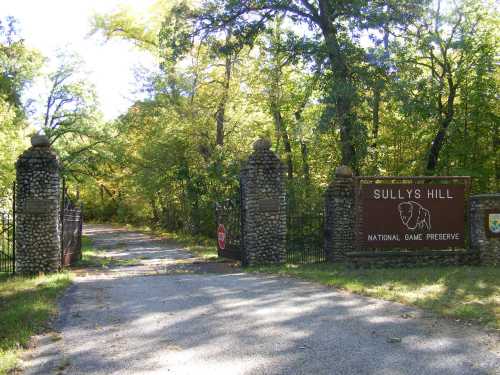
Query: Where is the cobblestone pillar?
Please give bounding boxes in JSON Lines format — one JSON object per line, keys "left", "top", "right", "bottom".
{"left": 240, "top": 138, "right": 286, "bottom": 266}
{"left": 324, "top": 165, "right": 355, "bottom": 262}
{"left": 15, "top": 135, "right": 61, "bottom": 274}
{"left": 469, "top": 194, "right": 500, "bottom": 266}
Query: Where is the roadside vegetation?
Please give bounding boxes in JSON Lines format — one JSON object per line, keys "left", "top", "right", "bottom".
{"left": 161, "top": 233, "right": 217, "bottom": 260}
{"left": 75, "top": 236, "right": 142, "bottom": 269}
{"left": 249, "top": 264, "right": 500, "bottom": 329}
{"left": 0, "top": 272, "right": 72, "bottom": 374}
{"left": 119, "top": 224, "right": 218, "bottom": 261}
{"left": 77, "top": 230, "right": 217, "bottom": 270}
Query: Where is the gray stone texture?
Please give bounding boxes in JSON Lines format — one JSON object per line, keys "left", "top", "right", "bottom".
{"left": 240, "top": 139, "right": 286, "bottom": 266}
{"left": 15, "top": 136, "right": 61, "bottom": 275}
{"left": 469, "top": 193, "right": 500, "bottom": 266}
{"left": 324, "top": 166, "right": 355, "bottom": 262}
{"left": 346, "top": 250, "right": 478, "bottom": 268}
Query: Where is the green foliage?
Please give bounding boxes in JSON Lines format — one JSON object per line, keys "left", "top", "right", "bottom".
{"left": 390, "top": 0, "right": 499, "bottom": 175}
{"left": 0, "top": 17, "right": 43, "bottom": 109}
{"left": 75, "top": 0, "right": 499, "bottom": 235}
{"left": 92, "top": 10, "right": 158, "bottom": 51}
{"left": 0, "top": 17, "right": 42, "bottom": 204}
{"left": 0, "top": 96, "right": 29, "bottom": 204}
{"left": 2, "top": 3, "right": 498, "bottom": 233}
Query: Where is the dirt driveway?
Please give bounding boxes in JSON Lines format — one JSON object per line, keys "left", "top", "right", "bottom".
{"left": 22, "top": 224, "right": 499, "bottom": 375}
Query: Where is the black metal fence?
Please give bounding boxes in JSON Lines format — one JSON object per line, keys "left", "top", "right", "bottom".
{"left": 215, "top": 199, "right": 241, "bottom": 260}
{"left": 214, "top": 187, "right": 327, "bottom": 264}
{"left": 286, "top": 185, "right": 326, "bottom": 264}
{"left": 0, "top": 210, "right": 15, "bottom": 274}
{"left": 0, "top": 183, "right": 15, "bottom": 274}
{"left": 286, "top": 211, "right": 325, "bottom": 264}
{"left": 61, "top": 184, "right": 83, "bottom": 267}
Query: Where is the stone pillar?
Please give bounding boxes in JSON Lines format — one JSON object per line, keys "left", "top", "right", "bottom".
{"left": 469, "top": 194, "right": 500, "bottom": 266}
{"left": 324, "top": 165, "right": 355, "bottom": 262}
{"left": 240, "top": 138, "right": 286, "bottom": 266}
{"left": 15, "top": 135, "right": 61, "bottom": 274}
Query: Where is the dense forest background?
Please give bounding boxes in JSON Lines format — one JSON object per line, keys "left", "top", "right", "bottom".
{"left": 1, "top": 0, "right": 498, "bottom": 237}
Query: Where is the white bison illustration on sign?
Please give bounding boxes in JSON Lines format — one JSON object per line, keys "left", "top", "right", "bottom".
{"left": 398, "top": 201, "right": 431, "bottom": 231}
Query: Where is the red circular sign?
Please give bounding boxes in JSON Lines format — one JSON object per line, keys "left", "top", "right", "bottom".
{"left": 217, "top": 224, "right": 226, "bottom": 250}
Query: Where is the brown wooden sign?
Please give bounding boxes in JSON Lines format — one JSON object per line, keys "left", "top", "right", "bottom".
{"left": 360, "top": 184, "right": 465, "bottom": 249}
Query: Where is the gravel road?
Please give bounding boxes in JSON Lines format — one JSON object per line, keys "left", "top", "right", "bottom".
{"left": 23, "top": 224, "right": 499, "bottom": 375}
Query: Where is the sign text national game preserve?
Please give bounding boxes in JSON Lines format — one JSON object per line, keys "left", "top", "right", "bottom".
{"left": 361, "top": 184, "right": 465, "bottom": 249}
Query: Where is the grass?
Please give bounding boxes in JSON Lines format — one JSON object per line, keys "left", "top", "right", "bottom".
{"left": 74, "top": 237, "right": 142, "bottom": 268}
{"left": 0, "top": 272, "right": 72, "bottom": 374}
{"left": 249, "top": 263, "right": 500, "bottom": 329}
{"left": 86, "top": 221, "right": 220, "bottom": 261}
{"left": 120, "top": 224, "right": 219, "bottom": 260}
{"left": 163, "top": 232, "right": 218, "bottom": 260}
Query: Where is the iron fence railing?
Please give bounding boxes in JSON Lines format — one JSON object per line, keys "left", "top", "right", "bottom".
{"left": 0, "top": 183, "right": 15, "bottom": 275}
{"left": 61, "top": 180, "right": 83, "bottom": 267}
{"left": 0, "top": 211, "right": 15, "bottom": 274}
{"left": 286, "top": 211, "right": 326, "bottom": 264}
{"left": 215, "top": 199, "right": 241, "bottom": 260}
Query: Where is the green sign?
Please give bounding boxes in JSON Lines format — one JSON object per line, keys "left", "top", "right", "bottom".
{"left": 487, "top": 212, "right": 500, "bottom": 237}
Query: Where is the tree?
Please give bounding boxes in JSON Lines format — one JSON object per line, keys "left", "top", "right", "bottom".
{"left": 395, "top": 0, "right": 498, "bottom": 174}
{"left": 0, "top": 16, "right": 42, "bottom": 202}
{"left": 0, "top": 17, "right": 43, "bottom": 110}
{"left": 91, "top": 3, "right": 165, "bottom": 52}
{"left": 39, "top": 52, "right": 100, "bottom": 145}
{"left": 74, "top": 0, "right": 499, "bottom": 230}
{"left": 186, "top": 0, "right": 427, "bottom": 170}
{"left": 254, "top": 17, "right": 323, "bottom": 181}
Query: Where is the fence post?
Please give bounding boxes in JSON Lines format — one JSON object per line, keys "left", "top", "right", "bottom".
{"left": 324, "top": 165, "right": 355, "bottom": 262}
{"left": 79, "top": 203, "right": 84, "bottom": 261}
{"left": 15, "top": 134, "right": 61, "bottom": 275}
{"left": 60, "top": 178, "right": 65, "bottom": 268}
{"left": 12, "top": 181, "right": 16, "bottom": 274}
{"left": 240, "top": 138, "right": 287, "bottom": 266}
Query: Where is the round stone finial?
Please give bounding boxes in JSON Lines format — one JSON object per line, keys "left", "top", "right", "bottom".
{"left": 335, "top": 165, "right": 353, "bottom": 177}
{"left": 253, "top": 138, "right": 271, "bottom": 152}
{"left": 31, "top": 134, "right": 50, "bottom": 147}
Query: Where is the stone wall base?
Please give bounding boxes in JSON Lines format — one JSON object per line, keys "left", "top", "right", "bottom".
{"left": 344, "top": 250, "right": 480, "bottom": 269}
{"left": 469, "top": 194, "right": 500, "bottom": 267}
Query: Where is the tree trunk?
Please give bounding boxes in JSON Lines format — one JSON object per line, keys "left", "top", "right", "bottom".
{"left": 282, "top": 124, "right": 293, "bottom": 180}
{"left": 317, "top": 0, "right": 357, "bottom": 169}
{"left": 215, "top": 35, "right": 232, "bottom": 147}
{"left": 426, "top": 85, "right": 456, "bottom": 172}
{"left": 370, "top": 84, "right": 381, "bottom": 173}
{"left": 150, "top": 197, "right": 160, "bottom": 224}
{"left": 272, "top": 105, "right": 293, "bottom": 180}
{"left": 372, "top": 86, "right": 380, "bottom": 142}
{"left": 426, "top": 126, "right": 447, "bottom": 172}
{"left": 494, "top": 125, "right": 500, "bottom": 190}
{"left": 300, "top": 140, "right": 310, "bottom": 182}
{"left": 294, "top": 109, "right": 310, "bottom": 183}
